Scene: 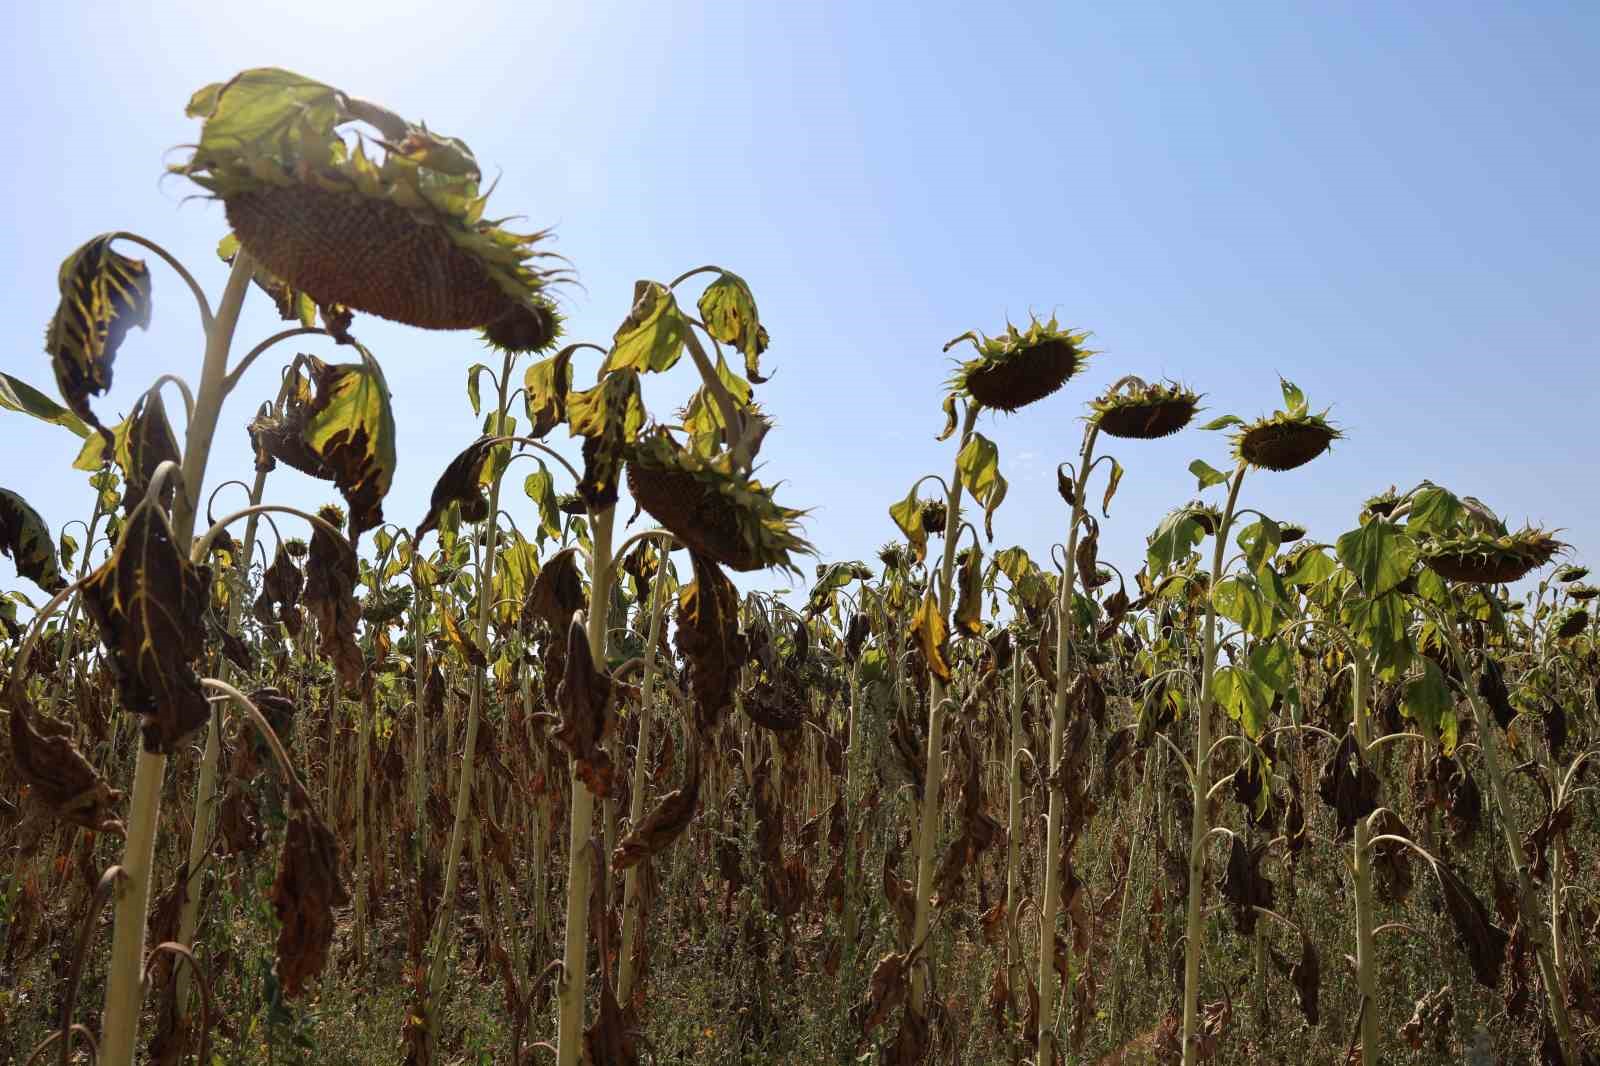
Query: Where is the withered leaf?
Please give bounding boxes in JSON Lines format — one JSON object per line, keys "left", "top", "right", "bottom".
{"left": 1218, "top": 834, "right": 1273, "bottom": 936}
{"left": 613, "top": 743, "right": 701, "bottom": 870}
{"left": 303, "top": 510, "right": 363, "bottom": 690}
{"left": 80, "top": 501, "right": 212, "bottom": 753}
{"left": 674, "top": 550, "right": 746, "bottom": 735}
{"left": 522, "top": 546, "right": 584, "bottom": 631}
{"left": 7, "top": 700, "right": 124, "bottom": 833}
{"left": 117, "top": 391, "right": 181, "bottom": 515}
{"left": 953, "top": 546, "right": 984, "bottom": 637}
{"left": 415, "top": 435, "right": 497, "bottom": 542}
{"left": 1434, "top": 859, "right": 1508, "bottom": 988}
{"left": 46, "top": 234, "right": 152, "bottom": 437}
{"left": 0, "top": 488, "right": 67, "bottom": 594}
{"left": 554, "top": 616, "right": 616, "bottom": 797}
{"left": 270, "top": 808, "right": 349, "bottom": 998}
{"left": 1317, "top": 726, "right": 1378, "bottom": 841}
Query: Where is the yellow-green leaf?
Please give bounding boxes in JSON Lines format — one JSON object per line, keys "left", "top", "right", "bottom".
{"left": 0, "top": 488, "right": 67, "bottom": 592}
{"left": 0, "top": 373, "right": 89, "bottom": 438}
{"left": 956, "top": 432, "right": 1008, "bottom": 540}
{"left": 910, "top": 586, "right": 951, "bottom": 682}
{"left": 300, "top": 358, "right": 397, "bottom": 541}
{"left": 696, "top": 271, "right": 768, "bottom": 382}
{"left": 604, "top": 281, "right": 687, "bottom": 375}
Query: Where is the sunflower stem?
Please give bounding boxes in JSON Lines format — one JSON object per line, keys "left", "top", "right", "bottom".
{"left": 99, "top": 248, "right": 255, "bottom": 1066}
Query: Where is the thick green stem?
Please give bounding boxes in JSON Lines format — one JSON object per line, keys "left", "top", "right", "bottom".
{"left": 1180, "top": 460, "right": 1246, "bottom": 1066}
{"left": 909, "top": 403, "right": 979, "bottom": 1015}
{"left": 557, "top": 504, "right": 615, "bottom": 1066}
{"left": 1036, "top": 426, "right": 1100, "bottom": 1065}
{"left": 617, "top": 552, "right": 672, "bottom": 1002}
{"left": 99, "top": 250, "right": 255, "bottom": 1066}
{"left": 1005, "top": 650, "right": 1026, "bottom": 996}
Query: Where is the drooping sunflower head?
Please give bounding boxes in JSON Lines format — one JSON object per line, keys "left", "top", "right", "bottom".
{"left": 1363, "top": 487, "right": 1401, "bottom": 518}
{"left": 175, "top": 68, "right": 563, "bottom": 351}
{"left": 1555, "top": 565, "right": 1589, "bottom": 584}
{"left": 945, "top": 315, "right": 1091, "bottom": 413}
{"left": 1419, "top": 527, "right": 1565, "bottom": 585}
{"left": 625, "top": 428, "right": 811, "bottom": 575}
{"left": 878, "top": 541, "right": 908, "bottom": 572}
{"left": 1554, "top": 607, "right": 1590, "bottom": 640}
{"left": 1091, "top": 378, "right": 1201, "bottom": 440}
{"left": 1231, "top": 380, "right": 1342, "bottom": 472}
{"left": 1567, "top": 584, "right": 1598, "bottom": 603}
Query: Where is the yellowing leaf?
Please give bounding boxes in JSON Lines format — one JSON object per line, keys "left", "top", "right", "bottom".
{"left": 697, "top": 271, "right": 768, "bottom": 382}
{"left": 911, "top": 586, "right": 951, "bottom": 682}
{"left": 956, "top": 432, "right": 1008, "bottom": 540}
{"left": 46, "top": 235, "right": 153, "bottom": 436}
{"left": 605, "top": 280, "right": 687, "bottom": 375}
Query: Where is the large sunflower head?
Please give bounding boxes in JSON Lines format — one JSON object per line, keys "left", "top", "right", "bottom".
{"left": 1231, "top": 380, "right": 1342, "bottom": 472}
{"left": 625, "top": 428, "right": 811, "bottom": 574}
{"left": 1419, "top": 527, "right": 1565, "bottom": 585}
{"left": 1553, "top": 606, "right": 1590, "bottom": 640}
{"left": 175, "top": 68, "right": 562, "bottom": 351}
{"left": 1091, "top": 378, "right": 1201, "bottom": 440}
{"left": 944, "top": 315, "right": 1091, "bottom": 412}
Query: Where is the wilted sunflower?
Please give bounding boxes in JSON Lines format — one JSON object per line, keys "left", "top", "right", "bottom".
{"left": 176, "top": 68, "right": 561, "bottom": 351}
{"left": 1363, "top": 488, "right": 1400, "bottom": 517}
{"left": 1555, "top": 565, "right": 1589, "bottom": 584}
{"left": 625, "top": 428, "right": 810, "bottom": 574}
{"left": 944, "top": 315, "right": 1091, "bottom": 412}
{"left": 1091, "top": 379, "right": 1200, "bottom": 440}
{"left": 1420, "top": 527, "right": 1564, "bottom": 585}
{"left": 878, "top": 542, "right": 908, "bottom": 572}
{"left": 1568, "top": 584, "right": 1598, "bottom": 603}
{"left": 1278, "top": 523, "right": 1307, "bottom": 544}
{"left": 1183, "top": 500, "right": 1224, "bottom": 536}
{"left": 1553, "top": 607, "right": 1589, "bottom": 640}
{"left": 1233, "top": 406, "right": 1341, "bottom": 472}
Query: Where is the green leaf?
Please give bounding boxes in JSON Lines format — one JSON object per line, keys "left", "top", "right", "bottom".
{"left": 466, "top": 363, "right": 489, "bottom": 417}
{"left": 0, "top": 488, "right": 68, "bottom": 592}
{"left": 956, "top": 433, "right": 1008, "bottom": 540}
{"left": 1237, "top": 517, "right": 1282, "bottom": 573}
{"left": 1147, "top": 509, "right": 1204, "bottom": 578}
{"left": 1249, "top": 639, "right": 1294, "bottom": 694}
{"left": 1190, "top": 459, "right": 1228, "bottom": 491}
{"left": 1213, "top": 575, "right": 1274, "bottom": 638}
{"left": 1213, "top": 664, "right": 1271, "bottom": 738}
{"left": 1200, "top": 415, "right": 1243, "bottom": 431}
{"left": 59, "top": 531, "right": 79, "bottom": 574}
{"left": 523, "top": 463, "right": 561, "bottom": 544}
{"left": 1342, "top": 592, "right": 1414, "bottom": 681}
{"left": 46, "top": 235, "right": 153, "bottom": 435}
{"left": 0, "top": 373, "right": 90, "bottom": 438}
{"left": 480, "top": 411, "right": 517, "bottom": 487}
{"left": 1102, "top": 458, "right": 1124, "bottom": 517}
{"left": 696, "top": 271, "right": 768, "bottom": 382}
{"left": 1403, "top": 658, "right": 1457, "bottom": 752}
{"left": 1405, "top": 485, "right": 1465, "bottom": 538}
{"left": 605, "top": 280, "right": 687, "bottom": 375}
{"left": 1283, "top": 547, "right": 1334, "bottom": 586}
{"left": 1336, "top": 519, "right": 1417, "bottom": 597}
{"left": 889, "top": 483, "right": 928, "bottom": 565}
{"left": 1279, "top": 378, "right": 1307, "bottom": 417}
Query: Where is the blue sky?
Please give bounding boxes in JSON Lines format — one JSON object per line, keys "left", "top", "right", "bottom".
{"left": 4, "top": 1, "right": 1596, "bottom": 599}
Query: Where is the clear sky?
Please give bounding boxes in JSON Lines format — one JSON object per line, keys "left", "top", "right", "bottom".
{"left": 4, "top": 1, "right": 1596, "bottom": 599}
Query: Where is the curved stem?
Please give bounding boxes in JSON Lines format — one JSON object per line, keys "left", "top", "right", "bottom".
{"left": 223, "top": 327, "right": 330, "bottom": 393}
{"left": 111, "top": 231, "right": 213, "bottom": 327}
